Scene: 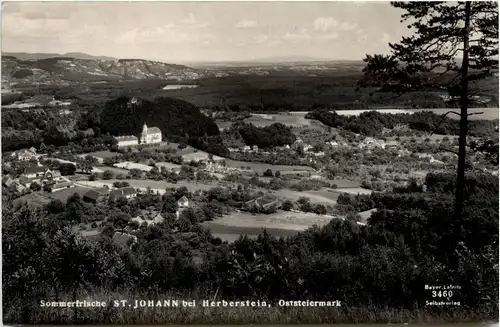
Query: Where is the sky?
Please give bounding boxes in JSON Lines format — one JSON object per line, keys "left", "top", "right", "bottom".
{"left": 2, "top": 1, "right": 412, "bottom": 63}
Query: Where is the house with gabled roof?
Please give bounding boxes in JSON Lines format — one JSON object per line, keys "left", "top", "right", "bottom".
{"left": 23, "top": 166, "right": 50, "bottom": 179}
{"left": 18, "top": 176, "right": 34, "bottom": 188}
{"left": 12, "top": 147, "right": 37, "bottom": 161}
{"left": 110, "top": 187, "right": 137, "bottom": 200}
{"left": 2, "top": 176, "right": 15, "bottom": 187}
{"left": 115, "top": 135, "right": 139, "bottom": 148}
{"left": 83, "top": 187, "right": 110, "bottom": 203}
{"left": 50, "top": 181, "right": 74, "bottom": 192}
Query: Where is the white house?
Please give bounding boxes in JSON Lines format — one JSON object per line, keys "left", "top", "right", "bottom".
{"left": 115, "top": 135, "right": 139, "bottom": 147}
{"left": 110, "top": 187, "right": 137, "bottom": 200}
{"left": 140, "top": 123, "right": 162, "bottom": 144}
{"left": 51, "top": 181, "right": 75, "bottom": 192}
{"left": 13, "top": 147, "right": 37, "bottom": 161}
{"left": 23, "top": 166, "right": 49, "bottom": 179}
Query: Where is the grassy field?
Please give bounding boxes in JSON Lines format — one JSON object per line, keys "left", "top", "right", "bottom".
{"left": 85, "top": 150, "right": 120, "bottom": 159}
{"left": 155, "top": 161, "right": 183, "bottom": 170}
{"left": 331, "top": 188, "right": 373, "bottom": 195}
{"left": 224, "top": 159, "right": 315, "bottom": 174}
{"left": 48, "top": 186, "right": 89, "bottom": 202}
{"left": 273, "top": 188, "right": 338, "bottom": 206}
{"left": 203, "top": 210, "right": 335, "bottom": 238}
{"left": 243, "top": 113, "right": 328, "bottom": 129}
{"left": 326, "top": 178, "right": 361, "bottom": 188}
{"left": 95, "top": 165, "right": 130, "bottom": 175}
{"left": 13, "top": 192, "right": 52, "bottom": 207}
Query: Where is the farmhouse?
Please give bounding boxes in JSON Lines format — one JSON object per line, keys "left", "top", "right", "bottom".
{"left": 140, "top": 123, "right": 162, "bottom": 144}
{"left": 12, "top": 147, "right": 37, "bottom": 161}
{"left": 2, "top": 176, "right": 15, "bottom": 187}
{"left": 50, "top": 181, "right": 75, "bottom": 192}
{"left": 83, "top": 187, "right": 110, "bottom": 203}
{"left": 110, "top": 187, "right": 137, "bottom": 200}
{"left": 18, "top": 176, "right": 33, "bottom": 188}
{"left": 115, "top": 135, "right": 139, "bottom": 147}
{"left": 23, "top": 166, "right": 50, "bottom": 179}
{"left": 41, "top": 169, "right": 62, "bottom": 184}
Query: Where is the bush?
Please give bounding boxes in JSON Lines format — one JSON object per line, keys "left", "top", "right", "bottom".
{"left": 263, "top": 169, "right": 273, "bottom": 177}
{"left": 281, "top": 200, "right": 293, "bottom": 211}
{"left": 103, "top": 170, "right": 114, "bottom": 180}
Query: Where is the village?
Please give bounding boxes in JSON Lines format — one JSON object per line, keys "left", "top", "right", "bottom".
{"left": 4, "top": 106, "right": 495, "bottom": 248}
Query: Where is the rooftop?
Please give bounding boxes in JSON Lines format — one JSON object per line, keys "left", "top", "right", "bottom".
{"left": 24, "top": 166, "right": 47, "bottom": 174}
{"left": 110, "top": 187, "right": 137, "bottom": 198}
{"left": 53, "top": 181, "right": 73, "bottom": 188}
{"left": 115, "top": 135, "right": 138, "bottom": 141}
{"left": 146, "top": 127, "right": 162, "bottom": 134}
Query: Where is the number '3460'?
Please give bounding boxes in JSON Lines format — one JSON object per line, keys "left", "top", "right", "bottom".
{"left": 432, "top": 290, "right": 453, "bottom": 298}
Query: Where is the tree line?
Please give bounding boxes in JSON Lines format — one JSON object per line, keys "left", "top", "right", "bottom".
{"left": 2, "top": 171, "right": 498, "bottom": 323}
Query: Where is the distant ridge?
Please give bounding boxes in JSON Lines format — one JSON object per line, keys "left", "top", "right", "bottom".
{"left": 249, "top": 55, "right": 334, "bottom": 63}
{"left": 2, "top": 52, "right": 117, "bottom": 61}
{"left": 1, "top": 52, "right": 207, "bottom": 82}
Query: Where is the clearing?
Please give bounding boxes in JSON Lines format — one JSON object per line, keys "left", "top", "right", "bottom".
{"left": 48, "top": 186, "right": 90, "bottom": 202}
{"left": 202, "top": 210, "right": 337, "bottom": 242}
{"left": 224, "top": 159, "right": 315, "bottom": 174}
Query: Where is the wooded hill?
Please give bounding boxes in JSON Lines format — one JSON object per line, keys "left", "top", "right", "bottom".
{"left": 100, "top": 96, "right": 221, "bottom": 141}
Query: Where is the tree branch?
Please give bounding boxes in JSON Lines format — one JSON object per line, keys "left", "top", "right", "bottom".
{"left": 439, "top": 146, "right": 459, "bottom": 156}
{"left": 429, "top": 111, "right": 460, "bottom": 137}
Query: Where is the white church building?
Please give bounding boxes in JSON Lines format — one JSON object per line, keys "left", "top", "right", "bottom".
{"left": 115, "top": 135, "right": 139, "bottom": 147}
{"left": 140, "top": 123, "right": 162, "bottom": 144}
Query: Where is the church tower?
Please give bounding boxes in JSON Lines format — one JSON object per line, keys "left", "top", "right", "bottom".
{"left": 141, "top": 123, "right": 148, "bottom": 144}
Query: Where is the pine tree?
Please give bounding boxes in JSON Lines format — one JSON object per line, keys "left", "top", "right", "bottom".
{"left": 357, "top": 1, "right": 498, "bottom": 266}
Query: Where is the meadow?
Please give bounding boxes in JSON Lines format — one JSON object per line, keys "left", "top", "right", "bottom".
{"left": 224, "top": 159, "right": 315, "bottom": 174}
{"left": 48, "top": 186, "right": 90, "bottom": 202}
{"left": 202, "top": 210, "right": 337, "bottom": 242}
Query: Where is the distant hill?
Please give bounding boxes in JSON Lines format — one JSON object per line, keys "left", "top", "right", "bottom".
{"left": 2, "top": 52, "right": 117, "bottom": 61}
{"left": 100, "top": 96, "right": 221, "bottom": 140}
{"left": 248, "top": 56, "right": 336, "bottom": 63}
{"left": 1, "top": 53, "right": 209, "bottom": 83}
